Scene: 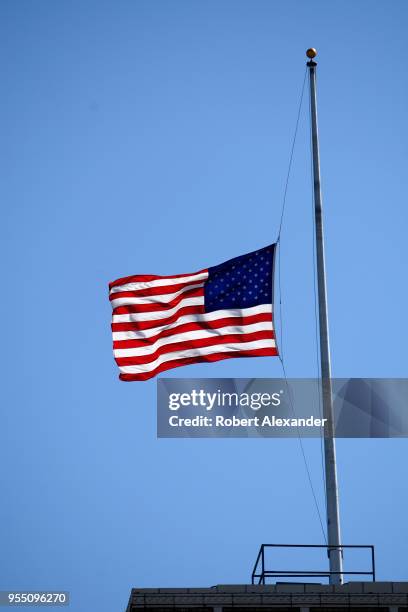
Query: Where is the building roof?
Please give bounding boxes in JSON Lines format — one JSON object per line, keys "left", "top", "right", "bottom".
{"left": 126, "top": 582, "right": 408, "bottom": 612}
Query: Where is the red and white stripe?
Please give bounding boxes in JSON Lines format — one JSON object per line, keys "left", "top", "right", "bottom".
{"left": 109, "top": 270, "right": 277, "bottom": 381}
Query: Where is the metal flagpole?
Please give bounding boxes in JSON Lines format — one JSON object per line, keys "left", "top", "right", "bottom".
{"left": 306, "top": 48, "right": 343, "bottom": 585}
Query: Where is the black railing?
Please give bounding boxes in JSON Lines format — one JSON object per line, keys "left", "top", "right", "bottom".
{"left": 251, "top": 544, "right": 376, "bottom": 584}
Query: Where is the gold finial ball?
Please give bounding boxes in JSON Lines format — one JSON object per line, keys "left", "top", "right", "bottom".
{"left": 306, "top": 48, "right": 317, "bottom": 59}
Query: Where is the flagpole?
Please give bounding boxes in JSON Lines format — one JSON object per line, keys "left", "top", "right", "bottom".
{"left": 306, "top": 48, "right": 343, "bottom": 585}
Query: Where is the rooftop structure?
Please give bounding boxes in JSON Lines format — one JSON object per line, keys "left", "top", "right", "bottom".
{"left": 126, "top": 582, "right": 408, "bottom": 612}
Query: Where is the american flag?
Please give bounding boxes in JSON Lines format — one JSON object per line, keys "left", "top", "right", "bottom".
{"left": 109, "top": 244, "right": 278, "bottom": 381}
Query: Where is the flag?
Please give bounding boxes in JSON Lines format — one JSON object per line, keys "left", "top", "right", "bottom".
{"left": 109, "top": 244, "right": 278, "bottom": 381}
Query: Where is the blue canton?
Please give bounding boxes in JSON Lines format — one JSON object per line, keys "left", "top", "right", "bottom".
{"left": 204, "top": 244, "right": 275, "bottom": 313}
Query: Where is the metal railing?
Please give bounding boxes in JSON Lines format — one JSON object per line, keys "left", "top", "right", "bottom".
{"left": 251, "top": 544, "right": 376, "bottom": 584}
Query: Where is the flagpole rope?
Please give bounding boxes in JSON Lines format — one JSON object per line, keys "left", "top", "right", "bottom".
{"left": 276, "top": 67, "right": 307, "bottom": 364}
{"left": 275, "top": 67, "right": 328, "bottom": 544}
{"left": 278, "top": 356, "right": 328, "bottom": 544}
{"left": 276, "top": 67, "right": 307, "bottom": 243}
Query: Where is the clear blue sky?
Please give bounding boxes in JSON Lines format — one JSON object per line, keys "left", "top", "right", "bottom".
{"left": 1, "top": 1, "right": 407, "bottom": 610}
